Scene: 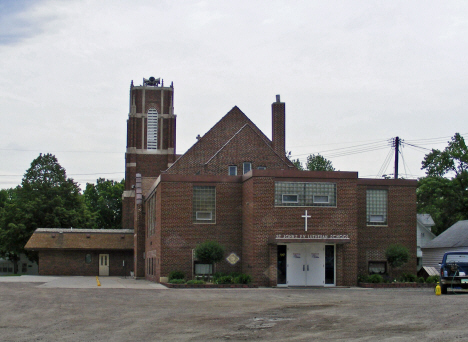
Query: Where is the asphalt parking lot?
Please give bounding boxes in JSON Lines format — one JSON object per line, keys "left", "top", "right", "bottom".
{"left": 0, "top": 276, "right": 467, "bottom": 341}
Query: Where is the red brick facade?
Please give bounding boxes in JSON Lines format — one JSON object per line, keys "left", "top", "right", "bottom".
{"left": 26, "top": 78, "right": 418, "bottom": 285}
{"left": 38, "top": 250, "right": 133, "bottom": 276}
{"left": 132, "top": 87, "right": 417, "bottom": 287}
{"left": 123, "top": 79, "right": 178, "bottom": 230}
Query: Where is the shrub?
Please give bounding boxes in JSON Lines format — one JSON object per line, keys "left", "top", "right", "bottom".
{"left": 186, "top": 280, "right": 205, "bottom": 285}
{"left": 357, "top": 274, "right": 369, "bottom": 283}
{"left": 168, "top": 271, "right": 185, "bottom": 281}
{"left": 168, "top": 279, "right": 185, "bottom": 284}
{"left": 212, "top": 272, "right": 226, "bottom": 281}
{"left": 385, "top": 244, "right": 410, "bottom": 269}
{"left": 234, "top": 273, "right": 252, "bottom": 284}
{"left": 195, "top": 241, "right": 225, "bottom": 264}
{"left": 398, "top": 273, "right": 417, "bottom": 282}
{"left": 367, "top": 274, "right": 384, "bottom": 283}
{"left": 216, "top": 275, "right": 233, "bottom": 284}
{"left": 426, "top": 275, "right": 440, "bottom": 284}
{"left": 417, "top": 277, "right": 425, "bottom": 283}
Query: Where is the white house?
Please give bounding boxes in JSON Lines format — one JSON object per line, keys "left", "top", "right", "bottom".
{"left": 422, "top": 220, "right": 468, "bottom": 268}
{"left": 417, "top": 214, "right": 436, "bottom": 270}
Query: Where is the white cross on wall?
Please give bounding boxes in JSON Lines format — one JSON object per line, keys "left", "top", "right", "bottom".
{"left": 302, "top": 210, "right": 311, "bottom": 232}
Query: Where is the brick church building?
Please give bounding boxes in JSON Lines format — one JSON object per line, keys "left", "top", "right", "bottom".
{"left": 27, "top": 76, "right": 417, "bottom": 286}
{"left": 123, "top": 77, "right": 417, "bottom": 287}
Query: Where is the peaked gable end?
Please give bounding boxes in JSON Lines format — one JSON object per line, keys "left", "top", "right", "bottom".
{"left": 167, "top": 106, "right": 279, "bottom": 175}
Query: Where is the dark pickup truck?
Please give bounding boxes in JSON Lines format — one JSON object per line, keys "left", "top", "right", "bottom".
{"left": 439, "top": 251, "right": 468, "bottom": 294}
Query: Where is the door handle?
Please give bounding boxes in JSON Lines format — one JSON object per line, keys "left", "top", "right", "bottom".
{"left": 303, "top": 265, "right": 305, "bottom": 271}
{"left": 307, "top": 265, "right": 309, "bottom": 271}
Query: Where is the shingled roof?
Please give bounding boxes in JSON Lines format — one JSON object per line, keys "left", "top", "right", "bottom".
{"left": 423, "top": 220, "right": 468, "bottom": 248}
{"left": 25, "top": 228, "right": 134, "bottom": 250}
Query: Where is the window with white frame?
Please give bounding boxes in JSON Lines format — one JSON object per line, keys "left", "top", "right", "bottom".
{"left": 243, "top": 162, "right": 252, "bottom": 174}
{"left": 275, "top": 182, "right": 337, "bottom": 207}
{"left": 147, "top": 108, "right": 158, "bottom": 149}
{"left": 193, "top": 186, "right": 216, "bottom": 223}
{"left": 366, "top": 189, "right": 388, "bottom": 225}
{"left": 228, "top": 165, "right": 237, "bottom": 176}
{"left": 257, "top": 166, "right": 266, "bottom": 170}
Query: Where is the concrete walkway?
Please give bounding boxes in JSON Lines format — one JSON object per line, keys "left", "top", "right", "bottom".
{"left": 0, "top": 275, "right": 168, "bottom": 289}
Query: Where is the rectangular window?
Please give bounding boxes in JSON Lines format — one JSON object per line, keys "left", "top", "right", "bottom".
{"left": 196, "top": 211, "right": 212, "bottom": 220}
{"left": 368, "top": 261, "right": 387, "bottom": 275}
{"left": 366, "top": 189, "right": 388, "bottom": 226}
{"left": 282, "top": 194, "right": 298, "bottom": 203}
{"left": 147, "top": 108, "right": 158, "bottom": 150}
{"left": 193, "top": 186, "right": 216, "bottom": 223}
{"left": 146, "top": 193, "right": 156, "bottom": 237}
{"left": 313, "top": 195, "right": 329, "bottom": 204}
{"left": 243, "top": 162, "right": 252, "bottom": 174}
{"left": 194, "top": 263, "right": 213, "bottom": 275}
{"left": 228, "top": 165, "right": 237, "bottom": 176}
{"left": 275, "top": 182, "right": 337, "bottom": 207}
{"left": 257, "top": 166, "right": 266, "bottom": 170}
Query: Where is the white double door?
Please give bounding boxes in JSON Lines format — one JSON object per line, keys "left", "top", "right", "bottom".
{"left": 287, "top": 244, "right": 324, "bottom": 286}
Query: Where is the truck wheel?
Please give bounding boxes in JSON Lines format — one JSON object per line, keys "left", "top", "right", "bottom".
{"left": 441, "top": 284, "right": 448, "bottom": 294}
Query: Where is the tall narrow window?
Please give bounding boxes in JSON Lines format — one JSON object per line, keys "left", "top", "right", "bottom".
{"left": 228, "top": 165, "right": 237, "bottom": 176}
{"left": 193, "top": 186, "right": 216, "bottom": 223}
{"left": 243, "top": 162, "right": 252, "bottom": 174}
{"left": 147, "top": 108, "right": 158, "bottom": 149}
{"left": 366, "top": 189, "right": 388, "bottom": 225}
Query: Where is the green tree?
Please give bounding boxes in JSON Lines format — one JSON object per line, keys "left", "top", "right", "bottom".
{"left": 195, "top": 241, "right": 225, "bottom": 274}
{"left": 291, "top": 158, "right": 304, "bottom": 170}
{"left": 0, "top": 153, "right": 93, "bottom": 272}
{"left": 306, "top": 154, "right": 335, "bottom": 171}
{"left": 385, "top": 244, "right": 410, "bottom": 269}
{"left": 417, "top": 133, "right": 468, "bottom": 234}
{"left": 84, "top": 178, "right": 124, "bottom": 229}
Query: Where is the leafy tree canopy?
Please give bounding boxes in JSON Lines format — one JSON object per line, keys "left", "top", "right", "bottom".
{"left": 84, "top": 178, "right": 124, "bottom": 229}
{"left": 0, "top": 153, "right": 93, "bottom": 270}
{"left": 385, "top": 244, "right": 410, "bottom": 269}
{"left": 289, "top": 153, "right": 335, "bottom": 171}
{"left": 417, "top": 133, "right": 468, "bottom": 235}
{"left": 195, "top": 241, "right": 225, "bottom": 264}
{"left": 306, "top": 154, "right": 335, "bottom": 171}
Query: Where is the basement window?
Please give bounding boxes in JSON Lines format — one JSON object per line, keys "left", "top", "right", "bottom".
{"left": 368, "top": 261, "right": 386, "bottom": 275}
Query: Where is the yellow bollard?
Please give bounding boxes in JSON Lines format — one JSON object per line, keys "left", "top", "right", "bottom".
{"left": 435, "top": 282, "right": 441, "bottom": 295}
{"left": 96, "top": 276, "right": 101, "bottom": 287}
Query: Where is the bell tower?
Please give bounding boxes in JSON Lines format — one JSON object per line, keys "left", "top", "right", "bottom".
{"left": 122, "top": 76, "right": 177, "bottom": 230}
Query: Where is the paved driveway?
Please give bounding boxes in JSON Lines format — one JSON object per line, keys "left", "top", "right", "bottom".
{"left": 0, "top": 275, "right": 167, "bottom": 289}
{"left": 0, "top": 277, "right": 467, "bottom": 341}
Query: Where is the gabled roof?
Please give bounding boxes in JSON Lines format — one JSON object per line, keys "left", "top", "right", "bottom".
{"left": 25, "top": 228, "right": 134, "bottom": 250}
{"left": 166, "top": 106, "right": 292, "bottom": 175}
{"left": 417, "top": 214, "right": 435, "bottom": 228}
{"left": 422, "top": 220, "right": 468, "bottom": 248}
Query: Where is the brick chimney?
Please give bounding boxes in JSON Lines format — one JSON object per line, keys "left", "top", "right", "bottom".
{"left": 272, "top": 95, "right": 286, "bottom": 158}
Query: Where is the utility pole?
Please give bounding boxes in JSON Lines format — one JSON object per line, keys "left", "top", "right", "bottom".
{"left": 394, "top": 136, "right": 400, "bottom": 179}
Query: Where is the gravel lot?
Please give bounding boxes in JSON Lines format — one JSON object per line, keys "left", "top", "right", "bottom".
{"left": 0, "top": 277, "right": 467, "bottom": 341}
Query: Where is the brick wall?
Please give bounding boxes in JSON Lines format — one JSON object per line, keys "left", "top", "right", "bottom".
{"left": 357, "top": 180, "right": 417, "bottom": 279}
{"left": 38, "top": 250, "right": 133, "bottom": 276}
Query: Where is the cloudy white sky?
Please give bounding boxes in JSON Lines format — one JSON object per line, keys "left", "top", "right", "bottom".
{"left": 1, "top": 0, "right": 467, "bottom": 189}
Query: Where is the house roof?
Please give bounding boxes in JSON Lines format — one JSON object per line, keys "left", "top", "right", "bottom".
{"left": 24, "top": 228, "right": 134, "bottom": 251}
{"left": 422, "top": 220, "right": 468, "bottom": 248}
{"left": 165, "top": 106, "right": 293, "bottom": 175}
{"left": 417, "top": 214, "right": 435, "bottom": 227}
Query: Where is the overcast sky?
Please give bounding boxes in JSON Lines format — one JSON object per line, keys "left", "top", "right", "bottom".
{"left": 1, "top": 0, "right": 467, "bottom": 189}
